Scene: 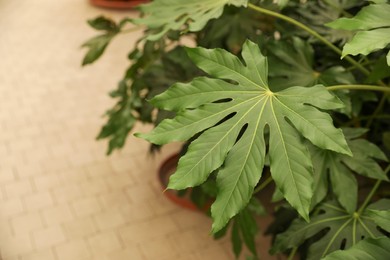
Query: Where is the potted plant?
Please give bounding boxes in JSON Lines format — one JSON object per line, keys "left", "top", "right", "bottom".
{"left": 82, "top": 0, "right": 390, "bottom": 259}
{"left": 89, "top": 0, "right": 149, "bottom": 9}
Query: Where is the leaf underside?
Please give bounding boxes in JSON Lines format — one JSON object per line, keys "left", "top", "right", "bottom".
{"left": 133, "top": 0, "right": 248, "bottom": 40}
{"left": 136, "top": 40, "right": 351, "bottom": 232}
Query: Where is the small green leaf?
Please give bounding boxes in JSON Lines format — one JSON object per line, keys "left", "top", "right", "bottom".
{"left": 342, "top": 28, "right": 390, "bottom": 58}
{"left": 232, "top": 221, "right": 243, "bottom": 257}
{"left": 322, "top": 237, "right": 390, "bottom": 260}
{"left": 81, "top": 34, "right": 116, "bottom": 65}
{"left": 237, "top": 209, "right": 258, "bottom": 256}
{"left": 133, "top": 0, "right": 248, "bottom": 40}
{"left": 327, "top": 4, "right": 390, "bottom": 59}
{"left": 87, "top": 16, "right": 118, "bottom": 31}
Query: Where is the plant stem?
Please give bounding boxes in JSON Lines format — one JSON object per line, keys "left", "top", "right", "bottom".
{"left": 326, "top": 85, "right": 390, "bottom": 93}
{"left": 247, "top": 3, "right": 370, "bottom": 76}
{"left": 288, "top": 247, "right": 298, "bottom": 260}
{"left": 357, "top": 165, "right": 390, "bottom": 214}
{"left": 254, "top": 176, "right": 273, "bottom": 194}
{"left": 365, "top": 94, "right": 389, "bottom": 128}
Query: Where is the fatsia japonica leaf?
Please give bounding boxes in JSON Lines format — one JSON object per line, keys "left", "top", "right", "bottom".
{"left": 322, "top": 237, "right": 390, "bottom": 260}
{"left": 133, "top": 0, "right": 248, "bottom": 41}
{"left": 310, "top": 128, "right": 388, "bottom": 212}
{"left": 271, "top": 199, "right": 390, "bottom": 260}
{"left": 136, "top": 40, "right": 351, "bottom": 232}
{"left": 327, "top": 4, "right": 390, "bottom": 64}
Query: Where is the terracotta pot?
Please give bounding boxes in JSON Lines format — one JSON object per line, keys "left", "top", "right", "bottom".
{"left": 158, "top": 153, "right": 201, "bottom": 211}
{"left": 90, "top": 0, "right": 149, "bottom": 9}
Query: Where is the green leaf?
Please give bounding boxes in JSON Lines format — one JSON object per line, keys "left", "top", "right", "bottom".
{"left": 232, "top": 221, "right": 243, "bottom": 257}
{"left": 310, "top": 128, "right": 388, "bottom": 210}
{"left": 322, "top": 237, "right": 390, "bottom": 260}
{"left": 87, "top": 16, "right": 119, "bottom": 31}
{"left": 327, "top": 4, "right": 390, "bottom": 59}
{"left": 366, "top": 209, "right": 390, "bottom": 232}
{"left": 81, "top": 34, "right": 116, "bottom": 65}
{"left": 136, "top": 40, "right": 351, "bottom": 231}
{"left": 267, "top": 37, "right": 355, "bottom": 91}
{"left": 133, "top": 0, "right": 248, "bottom": 40}
{"left": 237, "top": 209, "right": 258, "bottom": 256}
{"left": 271, "top": 199, "right": 390, "bottom": 260}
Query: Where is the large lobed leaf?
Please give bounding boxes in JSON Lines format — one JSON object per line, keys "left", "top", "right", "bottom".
{"left": 136, "top": 40, "right": 351, "bottom": 232}
{"left": 133, "top": 0, "right": 248, "bottom": 41}
{"left": 327, "top": 3, "right": 390, "bottom": 65}
{"left": 323, "top": 237, "right": 390, "bottom": 260}
{"left": 310, "top": 128, "right": 388, "bottom": 213}
{"left": 271, "top": 199, "right": 390, "bottom": 259}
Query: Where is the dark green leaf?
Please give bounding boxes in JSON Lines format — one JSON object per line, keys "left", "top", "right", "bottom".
{"left": 271, "top": 199, "right": 390, "bottom": 260}
{"left": 232, "top": 221, "right": 243, "bottom": 257}
{"left": 82, "top": 34, "right": 116, "bottom": 65}
{"left": 323, "top": 237, "right": 390, "bottom": 260}
{"left": 310, "top": 128, "right": 388, "bottom": 210}
{"left": 87, "top": 16, "right": 118, "bottom": 31}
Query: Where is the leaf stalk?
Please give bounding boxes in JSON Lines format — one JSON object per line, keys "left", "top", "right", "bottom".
{"left": 326, "top": 85, "right": 390, "bottom": 93}
{"left": 357, "top": 165, "right": 389, "bottom": 214}
{"left": 247, "top": 3, "right": 370, "bottom": 76}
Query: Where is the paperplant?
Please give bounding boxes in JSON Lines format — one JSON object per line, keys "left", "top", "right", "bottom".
{"left": 137, "top": 40, "right": 351, "bottom": 231}
{"left": 83, "top": 0, "right": 390, "bottom": 258}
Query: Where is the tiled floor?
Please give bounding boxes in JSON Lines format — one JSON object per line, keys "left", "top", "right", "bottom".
{"left": 0, "top": 1, "right": 277, "bottom": 259}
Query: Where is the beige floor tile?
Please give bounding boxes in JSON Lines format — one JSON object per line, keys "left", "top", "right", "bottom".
{"left": 63, "top": 217, "right": 98, "bottom": 238}
{"left": 87, "top": 231, "right": 122, "bottom": 254}
{"left": 21, "top": 248, "right": 56, "bottom": 260}
{"left": 32, "top": 226, "right": 67, "bottom": 249}
{"left": 23, "top": 191, "right": 54, "bottom": 211}
{"left": 42, "top": 204, "right": 74, "bottom": 226}
{"left": 1, "top": 233, "right": 34, "bottom": 258}
{"left": 11, "top": 212, "right": 44, "bottom": 235}
{"left": 71, "top": 196, "right": 102, "bottom": 218}
{"left": 119, "top": 216, "right": 179, "bottom": 244}
{"left": 4, "top": 179, "right": 33, "bottom": 198}
{"left": 108, "top": 247, "right": 144, "bottom": 260}
{"left": 94, "top": 209, "right": 126, "bottom": 231}
{"left": 55, "top": 239, "right": 91, "bottom": 260}
{"left": 0, "top": 197, "right": 24, "bottom": 217}
{"left": 139, "top": 236, "right": 178, "bottom": 259}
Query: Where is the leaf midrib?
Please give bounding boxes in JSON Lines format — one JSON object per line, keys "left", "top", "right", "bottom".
{"left": 172, "top": 95, "right": 267, "bottom": 187}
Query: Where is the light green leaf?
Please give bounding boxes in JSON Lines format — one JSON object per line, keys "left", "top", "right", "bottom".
{"left": 327, "top": 4, "right": 390, "bottom": 30}
{"left": 366, "top": 209, "right": 390, "bottom": 232}
{"left": 322, "top": 237, "right": 390, "bottom": 260}
{"left": 133, "top": 0, "right": 248, "bottom": 40}
{"left": 387, "top": 50, "right": 390, "bottom": 66}
{"left": 342, "top": 28, "right": 390, "bottom": 58}
{"left": 327, "top": 4, "right": 390, "bottom": 59}
{"left": 136, "top": 40, "right": 351, "bottom": 232}
{"left": 271, "top": 200, "right": 390, "bottom": 260}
